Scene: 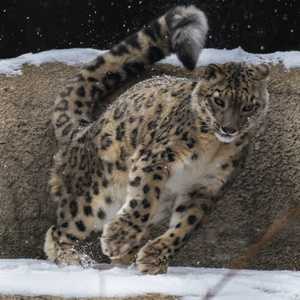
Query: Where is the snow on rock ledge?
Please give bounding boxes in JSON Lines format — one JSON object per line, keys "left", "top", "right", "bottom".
{"left": 0, "top": 259, "right": 299, "bottom": 299}
{"left": 0, "top": 48, "right": 105, "bottom": 76}
{"left": 0, "top": 47, "right": 299, "bottom": 76}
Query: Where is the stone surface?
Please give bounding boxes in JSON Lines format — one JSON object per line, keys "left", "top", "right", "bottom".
{"left": 0, "top": 62, "right": 299, "bottom": 270}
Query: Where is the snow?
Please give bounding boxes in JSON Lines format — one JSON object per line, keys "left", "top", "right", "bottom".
{"left": 164, "top": 47, "right": 300, "bottom": 69}
{"left": 0, "top": 259, "right": 299, "bottom": 299}
{"left": 0, "top": 47, "right": 299, "bottom": 77}
{"left": 0, "top": 48, "right": 105, "bottom": 76}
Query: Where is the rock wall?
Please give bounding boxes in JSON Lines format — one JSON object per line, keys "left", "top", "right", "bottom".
{"left": 0, "top": 62, "right": 299, "bottom": 270}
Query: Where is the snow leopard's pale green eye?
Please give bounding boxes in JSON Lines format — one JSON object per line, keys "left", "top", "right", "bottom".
{"left": 242, "top": 104, "right": 254, "bottom": 112}
{"left": 214, "top": 98, "right": 225, "bottom": 107}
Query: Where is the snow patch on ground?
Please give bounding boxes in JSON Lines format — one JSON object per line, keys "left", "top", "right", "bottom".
{"left": 0, "top": 48, "right": 299, "bottom": 76}
{"left": 164, "top": 47, "right": 300, "bottom": 70}
{"left": 0, "top": 259, "right": 299, "bottom": 299}
{"left": 0, "top": 48, "right": 105, "bottom": 76}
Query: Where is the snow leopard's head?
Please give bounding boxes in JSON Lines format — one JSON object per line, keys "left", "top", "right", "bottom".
{"left": 192, "top": 62, "right": 269, "bottom": 143}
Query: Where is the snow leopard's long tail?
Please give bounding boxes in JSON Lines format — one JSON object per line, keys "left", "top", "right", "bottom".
{"left": 53, "top": 6, "right": 208, "bottom": 145}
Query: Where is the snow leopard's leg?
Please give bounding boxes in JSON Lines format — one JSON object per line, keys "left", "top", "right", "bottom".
{"left": 136, "top": 190, "right": 215, "bottom": 274}
{"left": 44, "top": 183, "right": 101, "bottom": 267}
{"left": 44, "top": 225, "right": 93, "bottom": 267}
{"left": 53, "top": 5, "right": 208, "bottom": 145}
{"left": 100, "top": 146, "right": 174, "bottom": 260}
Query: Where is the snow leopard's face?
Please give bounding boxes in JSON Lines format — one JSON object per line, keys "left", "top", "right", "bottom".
{"left": 193, "top": 62, "right": 269, "bottom": 143}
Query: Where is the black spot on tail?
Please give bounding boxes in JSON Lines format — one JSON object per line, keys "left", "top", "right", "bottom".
{"left": 125, "top": 33, "right": 142, "bottom": 49}
{"left": 110, "top": 44, "right": 129, "bottom": 56}
{"left": 148, "top": 45, "right": 165, "bottom": 64}
{"left": 123, "top": 62, "right": 145, "bottom": 76}
{"left": 90, "top": 86, "right": 103, "bottom": 102}
{"left": 85, "top": 56, "right": 105, "bottom": 72}
{"left": 102, "top": 72, "right": 121, "bottom": 90}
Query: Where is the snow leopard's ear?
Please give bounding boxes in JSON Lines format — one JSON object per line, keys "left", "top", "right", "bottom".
{"left": 202, "top": 64, "right": 226, "bottom": 81}
{"left": 253, "top": 64, "right": 270, "bottom": 81}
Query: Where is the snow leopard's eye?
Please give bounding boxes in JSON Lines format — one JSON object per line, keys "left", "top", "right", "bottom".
{"left": 214, "top": 98, "right": 225, "bottom": 107}
{"left": 242, "top": 104, "right": 255, "bottom": 112}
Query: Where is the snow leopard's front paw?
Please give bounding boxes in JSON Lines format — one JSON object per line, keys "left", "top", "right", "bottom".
{"left": 136, "top": 239, "right": 170, "bottom": 275}
{"left": 111, "top": 246, "right": 140, "bottom": 266}
{"left": 101, "top": 216, "right": 145, "bottom": 259}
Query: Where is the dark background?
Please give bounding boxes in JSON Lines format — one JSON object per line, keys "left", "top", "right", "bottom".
{"left": 0, "top": 0, "right": 299, "bottom": 59}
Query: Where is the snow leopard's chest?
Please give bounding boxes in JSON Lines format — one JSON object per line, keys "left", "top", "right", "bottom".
{"left": 165, "top": 156, "right": 221, "bottom": 195}
{"left": 150, "top": 149, "right": 230, "bottom": 225}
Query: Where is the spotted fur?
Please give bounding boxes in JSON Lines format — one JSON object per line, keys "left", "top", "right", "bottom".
{"left": 44, "top": 6, "right": 269, "bottom": 275}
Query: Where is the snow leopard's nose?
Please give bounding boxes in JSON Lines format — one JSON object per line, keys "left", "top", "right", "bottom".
{"left": 221, "top": 126, "right": 237, "bottom": 135}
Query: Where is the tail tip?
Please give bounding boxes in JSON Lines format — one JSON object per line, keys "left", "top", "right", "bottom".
{"left": 167, "top": 5, "right": 208, "bottom": 70}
